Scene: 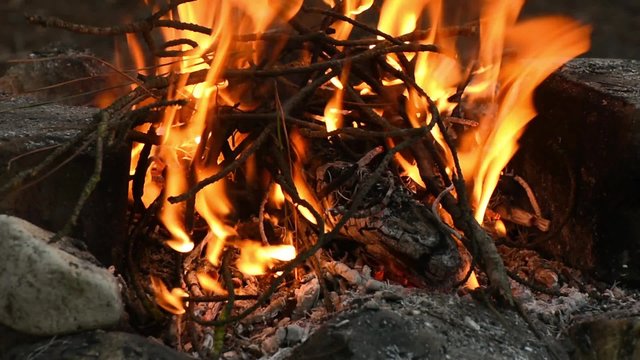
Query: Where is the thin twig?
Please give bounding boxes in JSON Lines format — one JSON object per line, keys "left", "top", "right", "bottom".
{"left": 512, "top": 174, "right": 543, "bottom": 218}
{"left": 184, "top": 43, "right": 437, "bottom": 84}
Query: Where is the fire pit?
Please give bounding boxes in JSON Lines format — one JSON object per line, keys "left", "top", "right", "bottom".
{"left": 0, "top": 1, "right": 639, "bottom": 359}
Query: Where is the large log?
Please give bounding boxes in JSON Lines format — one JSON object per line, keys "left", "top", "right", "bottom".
{"left": 511, "top": 58, "right": 640, "bottom": 284}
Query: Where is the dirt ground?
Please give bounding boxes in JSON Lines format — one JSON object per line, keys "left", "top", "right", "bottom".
{"left": 0, "top": 0, "right": 638, "bottom": 69}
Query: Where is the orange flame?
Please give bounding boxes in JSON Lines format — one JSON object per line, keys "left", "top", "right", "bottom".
{"left": 324, "top": 90, "right": 344, "bottom": 133}
{"left": 270, "top": 183, "right": 286, "bottom": 209}
{"left": 150, "top": 276, "right": 188, "bottom": 315}
{"left": 292, "top": 167, "right": 322, "bottom": 225}
{"left": 387, "top": 139, "right": 426, "bottom": 188}
{"left": 159, "top": 144, "right": 194, "bottom": 253}
{"left": 466, "top": 272, "right": 480, "bottom": 290}
{"left": 125, "top": 33, "right": 147, "bottom": 77}
{"left": 290, "top": 131, "right": 322, "bottom": 225}
{"left": 376, "top": 0, "right": 590, "bottom": 226}
{"left": 195, "top": 167, "right": 236, "bottom": 266}
{"left": 323, "top": 66, "right": 350, "bottom": 132}
{"left": 133, "top": 0, "right": 303, "bottom": 256}
{"left": 329, "top": 0, "right": 375, "bottom": 48}
{"left": 460, "top": 15, "right": 591, "bottom": 222}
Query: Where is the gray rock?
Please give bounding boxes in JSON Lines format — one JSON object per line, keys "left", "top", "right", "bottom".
{"left": 288, "top": 308, "right": 445, "bottom": 360}
{"left": 0, "top": 215, "right": 124, "bottom": 335}
{"left": 1, "top": 330, "right": 194, "bottom": 360}
{"left": 288, "top": 292, "right": 559, "bottom": 360}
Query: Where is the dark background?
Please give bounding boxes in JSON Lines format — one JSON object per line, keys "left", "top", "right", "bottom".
{"left": 0, "top": 0, "right": 638, "bottom": 68}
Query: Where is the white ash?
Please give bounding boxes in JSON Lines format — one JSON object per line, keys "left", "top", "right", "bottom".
{"left": 292, "top": 277, "right": 320, "bottom": 319}
{"left": 518, "top": 280, "right": 640, "bottom": 337}
{"left": 241, "top": 295, "right": 288, "bottom": 325}
{"left": 323, "top": 260, "right": 403, "bottom": 294}
{"left": 191, "top": 256, "right": 640, "bottom": 360}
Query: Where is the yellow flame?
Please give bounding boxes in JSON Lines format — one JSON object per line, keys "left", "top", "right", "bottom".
{"left": 323, "top": 0, "right": 336, "bottom": 8}
{"left": 466, "top": 272, "right": 479, "bottom": 290}
{"left": 324, "top": 66, "right": 351, "bottom": 133}
{"left": 270, "top": 183, "right": 286, "bottom": 208}
{"left": 236, "top": 241, "right": 296, "bottom": 275}
{"left": 292, "top": 168, "right": 322, "bottom": 225}
{"left": 377, "top": 0, "right": 426, "bottom": 38}
{"left": 494, "top": 219, "right": 507, "bottom": 237}
{"left": 350, "top": 0, "right": 374, "bottom": 15}
{"left": 324, "top": 93, "right": 344, "bottom": 133}
{"left": 387, "top": 139, "right": 425, "bottom": 188}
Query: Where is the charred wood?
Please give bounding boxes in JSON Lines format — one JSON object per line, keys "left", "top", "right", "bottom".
{"left": 315, "top": 158, "right": 468, "bottom": 288}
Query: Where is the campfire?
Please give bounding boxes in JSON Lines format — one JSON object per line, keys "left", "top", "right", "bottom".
{"left": 3, "top": 0, "right": 640, "bottom": 359}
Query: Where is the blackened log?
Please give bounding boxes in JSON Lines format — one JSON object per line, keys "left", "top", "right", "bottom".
{"left": 511, "top": 58, "right": 640, "bottom": 284}
{"left": 0, "top": 95, "right": 129, "bottom": 266}
{"left": 315, "top": 160, "right": 468, "bottom": 288}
